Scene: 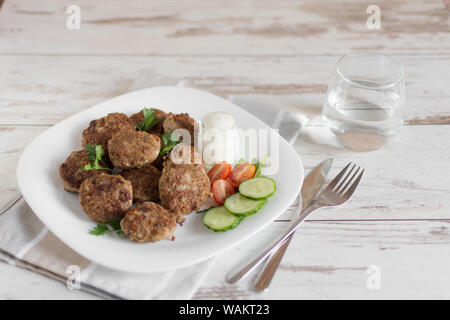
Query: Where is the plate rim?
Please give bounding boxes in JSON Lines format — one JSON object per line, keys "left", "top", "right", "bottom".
{"left": 16, "top": 86, "right": 304, "bottom": 273}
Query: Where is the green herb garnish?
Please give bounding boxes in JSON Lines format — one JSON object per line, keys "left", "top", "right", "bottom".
{"left": 77, "top": 144, "right": 112, "bottom": 173}
{"left": 108, "top": 217, "right": 124, "bottom": 237}
{"left": 90, "top": 217, "right": 124, "bottom": 237}
{"left": 233, "top": 158, "right": 245, "bottom": 167}
{"left": 89, "top": 222, "right": 110, "bottom": 236}
{"left": 251, "top": 154, "right": 269, "bottom": 177}
{"left": 160, "top": 130, "right": 182, "bottom": 155}
{"left": 136, "top": 107, "right": 162, "bottom": 132}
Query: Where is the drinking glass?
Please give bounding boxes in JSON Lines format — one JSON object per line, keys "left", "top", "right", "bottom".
{"left": 322, "top": 52, "right": 405, "bottom": 151}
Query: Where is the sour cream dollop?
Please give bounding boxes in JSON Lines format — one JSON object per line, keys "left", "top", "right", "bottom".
{"left": 201, "top": 112, "right": 240, "bottom": 169}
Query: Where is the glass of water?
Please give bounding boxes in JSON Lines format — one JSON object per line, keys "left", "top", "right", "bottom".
{"left": 322, "top": 52, "right": 404, "bottom": 151}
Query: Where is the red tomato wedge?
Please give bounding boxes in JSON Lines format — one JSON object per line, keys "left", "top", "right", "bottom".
{"left": 226, "top": 176, "right": 237, "bottom": 188}
{"left": 212, "top": 179, "right": 236, "bottom": 205}
{"left": 207, "top": 162, "right": 232, "bottom": 184}
{"left": 230, "top": 163, "right": 256, "bottom": 187}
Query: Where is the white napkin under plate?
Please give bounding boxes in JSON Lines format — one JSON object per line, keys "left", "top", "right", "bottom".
{"left": 0, "top": 71, "right": 308, "bottom": 299}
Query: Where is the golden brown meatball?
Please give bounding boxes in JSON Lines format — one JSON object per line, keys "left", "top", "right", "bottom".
{"left": 120, "top": 202, "right": 177, "bottom": 243}
{"left": 151, "top": 132, "right": 166, "bottom": 170}
{"left": 79, "top": 173, "right": 133, "bottom": 223}
{"left": 81, "top": 113, "right": 135, "bottom": 154}
{"left": 58, "top": 150, "right": 108, "bottom": 193}
{"left": 107, "top": 130, "right": 161, "bottom": 168}
{"left": 159, "top": 147, "right": 210, "bottom": 221}
{"left": 120, "top": 165, "right": 161, "bottom": 202}
{"left": 130, "top": 108, "right": 167, "bottom": 134}
{"left": 162, "top": 113, "right": 197, "bottom": 145}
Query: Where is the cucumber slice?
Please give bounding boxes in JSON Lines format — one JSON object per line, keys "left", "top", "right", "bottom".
{"left": 239, "top": 176, "right": 276, "bottom": 200}
{"left": 225, "top": 193, "right": 267, "bottom": 216}
{"left": 202, "top": 206, "right": 242, "bottom": 232}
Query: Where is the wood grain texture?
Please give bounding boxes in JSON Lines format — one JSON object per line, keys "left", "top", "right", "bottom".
{"left": 0, "top": 0, "right": 448, "bottom": 55}
{"left": 193, "top": 220, "right": 450, "bottom": 299}
{"left": 0, "top": 126, "right": 45, "bottom": 208}
{"left": 0, "top": 55, "right": 448, "bottom": 125}
{"left": 0, "top": 262, "right": 100, "bottom": 300}
{"left": 0, "top": 0, "right": 449, "bottom": 300}
{"left": 2, "top": 125, "right": 449, "bottom": 221}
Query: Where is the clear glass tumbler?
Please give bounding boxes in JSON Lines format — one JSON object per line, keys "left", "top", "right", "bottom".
{"left": 322, "top": 52, "right": 405, "bottom": 151}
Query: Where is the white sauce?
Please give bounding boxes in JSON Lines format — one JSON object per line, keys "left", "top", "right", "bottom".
{"left": 201, "top": 112, "right": 239, "bottom": 168}
{"left": 202, "top": 112, "right": 236, "bottom": 130}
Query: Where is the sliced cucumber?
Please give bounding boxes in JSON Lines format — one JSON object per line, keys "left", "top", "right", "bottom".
{"left": 239, "top": 176, "right": 276, "bottom": 200}
{"left": 202, "top": 206, "right": 242, "bottom": 232}
{"left": 225, "top": 193, "right": 267, "bottom": 216}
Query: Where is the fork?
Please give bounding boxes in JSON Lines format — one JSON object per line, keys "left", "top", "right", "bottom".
{"left": 226, "top": 162, "right": 364, "bottom": 284}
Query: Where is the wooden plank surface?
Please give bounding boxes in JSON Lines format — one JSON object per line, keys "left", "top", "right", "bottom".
{"left": 0, "top": 0, "right": 449, "bottom": 300}
{"left": 193, "top": 220, "right": 450, "bottom": 299}
{"left": 0, "top": 0, "right": 449, "bottom": 55}
{"left": 0, "top": 219, "right": 447, "bottom": 299}
{"left": 0, "top": 55, "right": 449, "bottom": 125}
{"left": 2, "top": 125, "right": 449, "bottom": 221}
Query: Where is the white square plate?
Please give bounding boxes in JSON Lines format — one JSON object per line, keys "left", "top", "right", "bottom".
{"left": 17, "top": 87, "right": 303, "bottom": 273}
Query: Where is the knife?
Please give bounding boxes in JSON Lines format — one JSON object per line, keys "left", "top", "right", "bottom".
{"left": 253, "top": 158, "right": 333, "bottom": 291}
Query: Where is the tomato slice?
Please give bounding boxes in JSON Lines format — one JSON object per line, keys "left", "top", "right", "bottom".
{"left": 207, "top": 162, "right": 232, "bottom": 184}
{"left": 230, "top": 163, "right": 256, "bottom": 187}
{"left": 212, "top": 179, "right": 236, "bottom": 205}
{"left": 226, "top": 176, "right": 237, "bottom": 188}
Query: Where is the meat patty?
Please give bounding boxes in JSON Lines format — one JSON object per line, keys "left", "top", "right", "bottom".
{"left": 159, "top": 147, "right": 210, "bottom": 221}
{"left": 120, "top": 202, "right": 177, "bottom": 243}
{"left": 162, "top": 113, "right": 197, "bottom": 145}
{"left": 108, "top": 130, "right": 161, "bottom": 168}
{"left": 120, "top": 165, "right": 161, "bottom": 202}
{"left": 79, "top": 173, "right": 133, "bottom": 223}
{"left": 150, "top": 132, "right": 165, "bottom": 170}
{"left": 130, "top": 108, "right": 167, "bottom": 134}
{"left": 81, "top": 113, "right": 135, "bottom": 155}
{"left": 58, "top": 150, "right": 108, "bottom": 193}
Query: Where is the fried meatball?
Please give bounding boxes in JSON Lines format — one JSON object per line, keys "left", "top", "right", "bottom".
{"left": 58, "top": 150, "right": 108, "bottom": 193}
{"left": 79, "top": 173, "right": 133, "bottom": 223}
{"left": 108, "top": 130, "right": 161, "bottom": 168}
{"left": 130, "top": 108, "right": 167, "bottom": 134}
{"left": 151, "top": 132, "right": 166, "bottom": 170}
{"left": 121, "top": 165, "right": 161, "bottom": 202}
{"left": 162, "top": 113, "right": 197, "bottom": 145}
{"left": 159, "top": 147, "right": 210, "bottom": 220}
{"left": 120, "top": 202, "right": 177, "bottom": 243}
{"left": 81, "top": 113, "right": 135, "bottom": 153}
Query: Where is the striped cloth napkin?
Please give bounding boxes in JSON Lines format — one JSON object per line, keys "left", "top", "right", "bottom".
{"left": 0, "top": 71, "right": 307, "bottom": 300}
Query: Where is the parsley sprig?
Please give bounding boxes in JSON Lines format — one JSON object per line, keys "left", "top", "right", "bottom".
{"left": 233, "top": 158, "right": 245, "bottom": 167}
{"left": 232, "top": 155, "right": 269, "bottom": 176}
{"left": 160, "top": 131, "right": 182, "bottom": 155}
{"left": 77, "top": 144, "right": 112, "bottom": 173}
{"left": 252, "top": 154, "right": 269, "bottom": 177}
{"left": 90, "top": 217, "right": 124, "bottom": 237}
{"left": 136, "top": 107, "right": 162, "bottom": 132}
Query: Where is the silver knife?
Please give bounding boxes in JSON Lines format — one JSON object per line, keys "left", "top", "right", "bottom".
{"left": 253, "top": 158, "right": 333, "bottom": 291}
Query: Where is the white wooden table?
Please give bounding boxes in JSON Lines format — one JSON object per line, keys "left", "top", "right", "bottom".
{"left": 0, "top": 0, "right": 449, "bottom": 299}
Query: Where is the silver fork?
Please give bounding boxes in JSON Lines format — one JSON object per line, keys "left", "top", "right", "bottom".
{"left": 226, "top": 162, "right": 364, "bottom": 284}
